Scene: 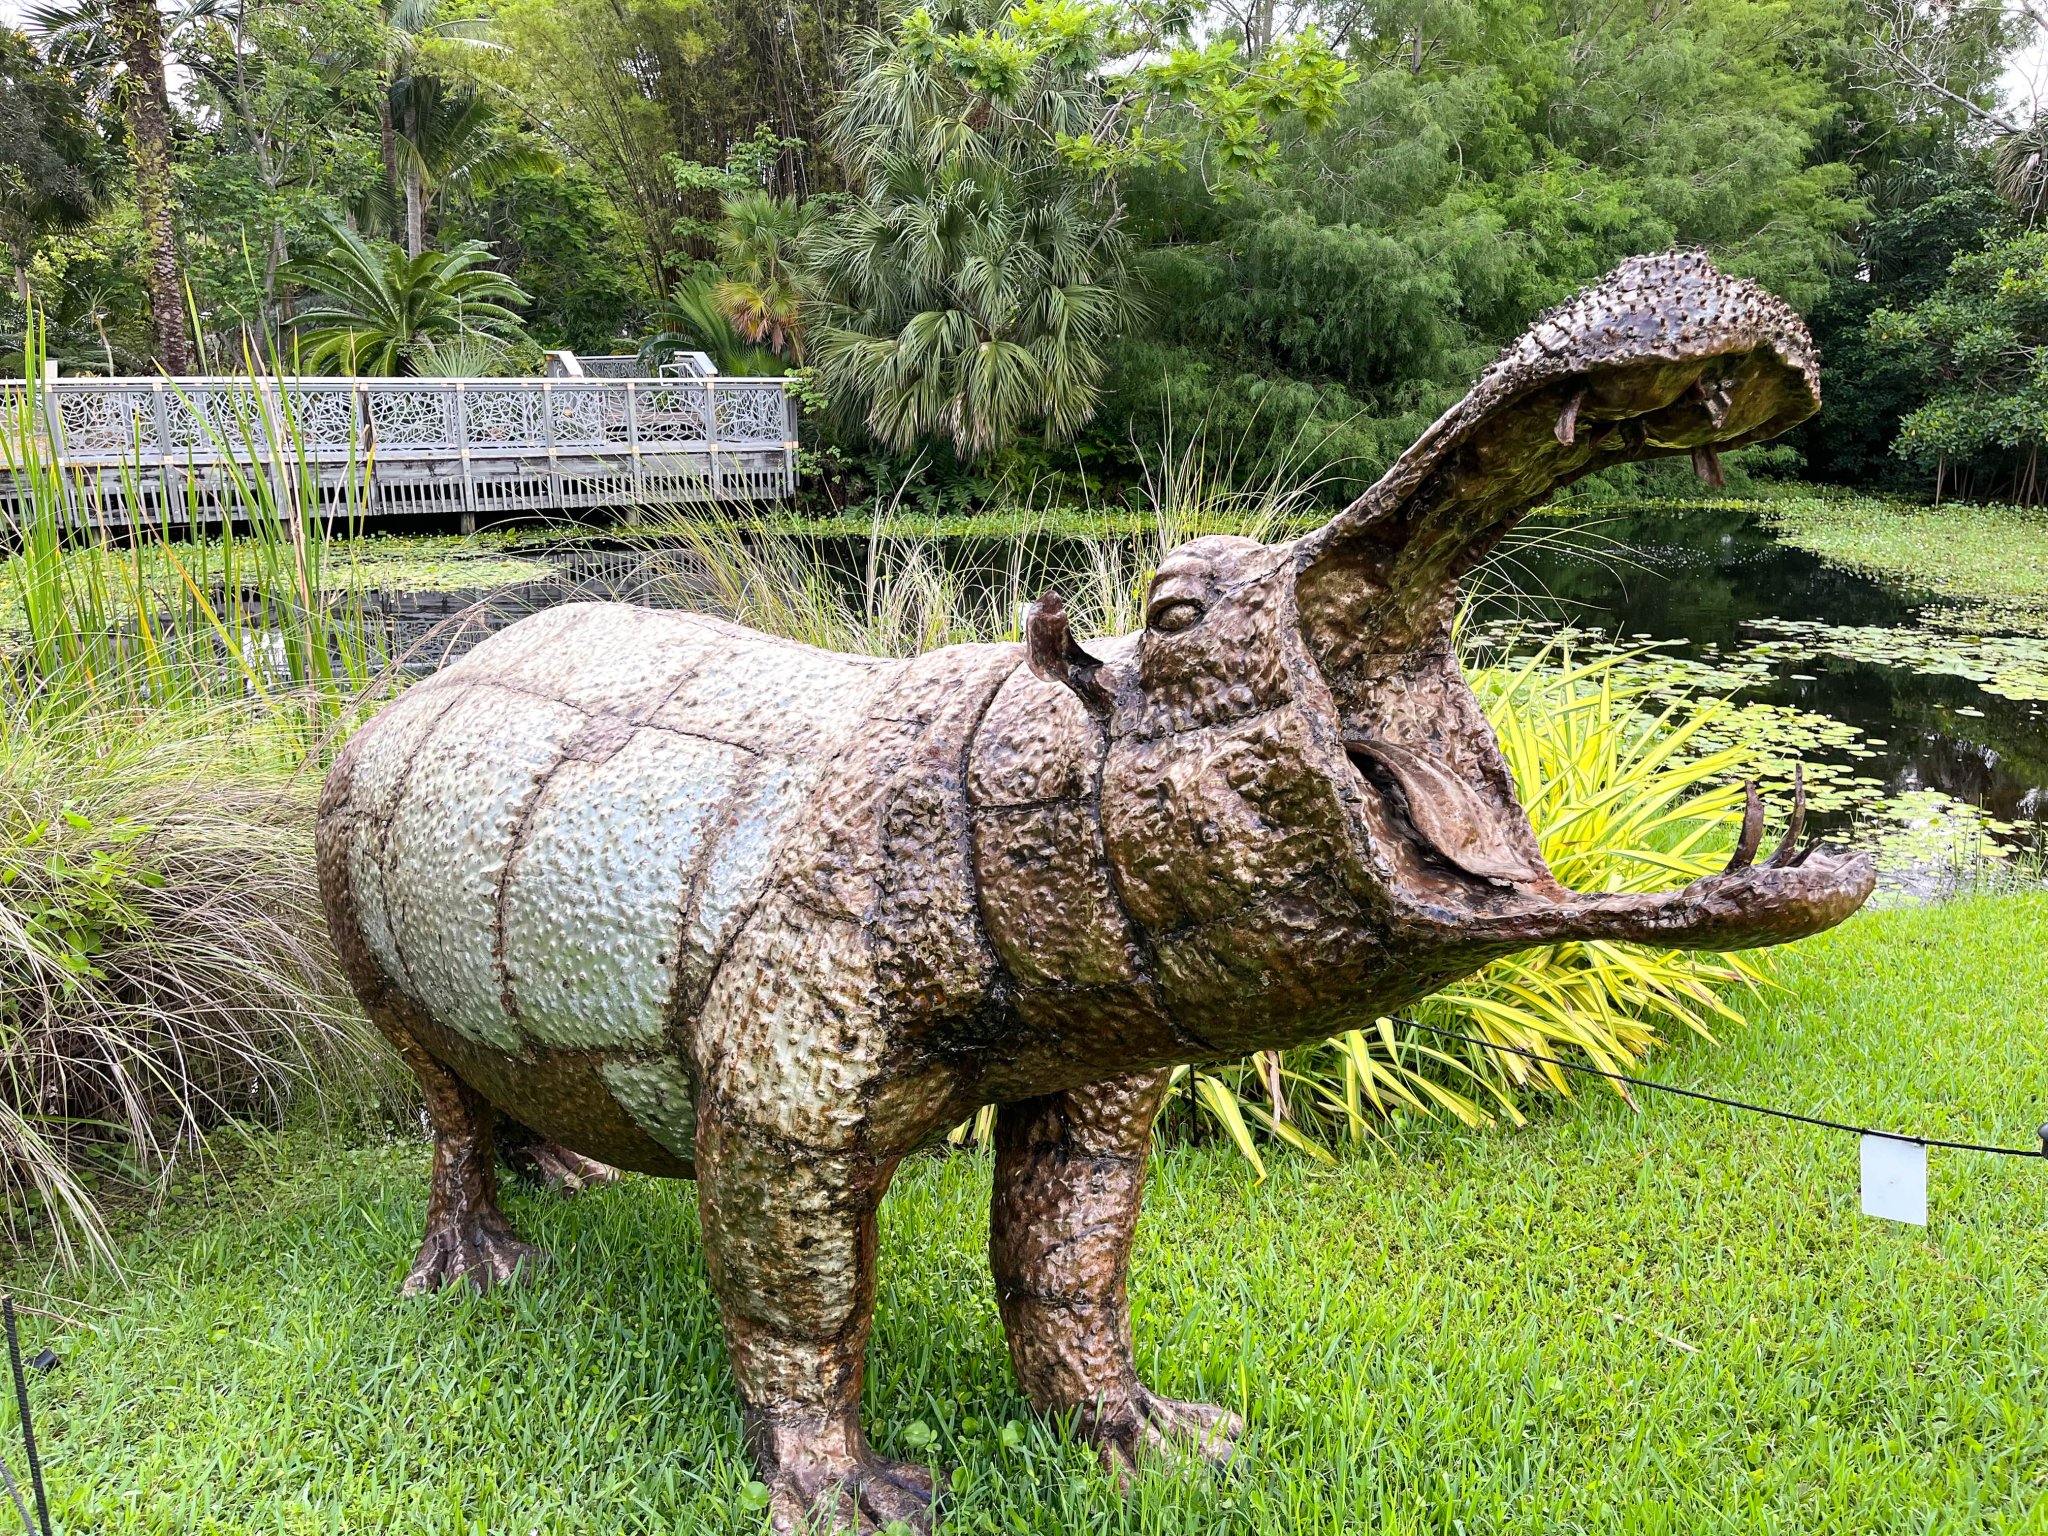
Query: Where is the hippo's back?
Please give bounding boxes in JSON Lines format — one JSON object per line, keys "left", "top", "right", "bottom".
{"left": 317, "top": 602, "right": 892, "bottom": 1166}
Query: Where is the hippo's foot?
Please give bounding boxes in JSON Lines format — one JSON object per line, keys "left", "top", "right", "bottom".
{"left": 504, "top": 1135, "right": 620, "bottom": 1197}
{"left": 401, "top": 1210, "right": 546, "bottom": 1296}
{"left": 747, "top": 1415, "right": 936, "bottom": 1535}
{"left": 1091, "top": 1389, "right": 1245, "bottom": 1485}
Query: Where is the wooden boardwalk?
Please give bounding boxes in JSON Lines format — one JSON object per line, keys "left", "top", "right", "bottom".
{"left": 6, "top": 365, "right": 799, "bottom": 529}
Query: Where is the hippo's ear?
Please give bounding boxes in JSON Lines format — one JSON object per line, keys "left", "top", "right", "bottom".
{"left": 1291, "top": 252, "right": 1820, "bottom": 674}
{"left": 1023, "top": 592, "right": 1111, "bottom": 718}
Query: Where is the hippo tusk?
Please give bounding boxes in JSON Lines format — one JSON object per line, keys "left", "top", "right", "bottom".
{"left": 1763, "top": 764, "right": 1807, "bottom": 869}
{"left": 1724, "top": 780, "right": 1764, "bottom": 872}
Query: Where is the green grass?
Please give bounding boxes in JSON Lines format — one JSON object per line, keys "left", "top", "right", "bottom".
{"left": 10, "top": 895, "right": 2047, "bottom": 1534}
{"left": 1588, "top": 490, "right": 2048, "bottom": 636}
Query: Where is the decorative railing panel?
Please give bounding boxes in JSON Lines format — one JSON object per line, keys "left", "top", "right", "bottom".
{"left": 7, "top": 372, "right": 798, "bottom": 524}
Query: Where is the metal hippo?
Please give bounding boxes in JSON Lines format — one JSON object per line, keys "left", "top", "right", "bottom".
{"left": 316, "top": 251, "right": 1874, "bottom": 1532}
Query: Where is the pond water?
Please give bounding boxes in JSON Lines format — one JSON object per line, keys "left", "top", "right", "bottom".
{"left": 1473, "top": 505, "right": 2048, "bottom": 885}
{"left": 369, "top": 505, "right": 2048, "bottom": 892}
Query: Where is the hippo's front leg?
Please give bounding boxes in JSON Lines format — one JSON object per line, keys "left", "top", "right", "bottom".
{"left": 991, "top": 1070, "right": 1244, "bottom": 1478}
{"left": 695, "top": 1106, "right": 937, "bottom": 1534}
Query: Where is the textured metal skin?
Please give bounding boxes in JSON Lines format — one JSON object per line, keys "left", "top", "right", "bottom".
{"left": 317, "top": 254, "right": 1876, "bottom": 1533}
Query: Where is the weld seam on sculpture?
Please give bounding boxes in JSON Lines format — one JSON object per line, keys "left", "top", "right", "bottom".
{"left": 318, "top": 252, "right": 1874, "bottom": 1534}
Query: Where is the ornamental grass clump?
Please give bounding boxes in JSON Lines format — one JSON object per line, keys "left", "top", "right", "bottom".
{"left": 0, "top": 708, "right": 383, "bottom": 1271}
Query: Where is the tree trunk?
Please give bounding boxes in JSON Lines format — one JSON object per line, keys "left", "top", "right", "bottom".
{"left": 110, "top": 0, "right": 193, "bottom": 373}
{"left": 378, "top": 93, "right": 401, "bottom": 219}
{"left": 403, "top": 95, "right": 427, "bottom": 258}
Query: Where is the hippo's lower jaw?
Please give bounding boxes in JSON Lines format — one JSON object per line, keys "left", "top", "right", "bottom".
{"left": 1347, "top": 733, "right": 1876, "bottom": 956}
{"left": 1444, "top": 848, "right": 1878, "bottom": 951}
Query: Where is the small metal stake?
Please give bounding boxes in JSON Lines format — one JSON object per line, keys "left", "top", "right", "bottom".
{"left": 2, "top": 1297, "right": 51, "bottom": 1536}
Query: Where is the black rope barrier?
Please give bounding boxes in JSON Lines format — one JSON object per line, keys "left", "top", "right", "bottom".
{"left": 1389, "top": 1016, "right": 2048, "bottom": 1159}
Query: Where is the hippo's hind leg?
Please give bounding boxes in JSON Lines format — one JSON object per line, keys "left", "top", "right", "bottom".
{"left": 695, "top": 1107, "right": 936, "bottom": 1534}
{"left": 495, "top": 1117, "right": 622, "bottom": 1197}
{"left": 991, "top": 1070, "right": 1244, "bottom": 1479}
{"left": 376, "top": 1010, "right": 545, "bottom": 1296}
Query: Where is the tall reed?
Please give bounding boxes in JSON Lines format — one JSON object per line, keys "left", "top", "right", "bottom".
{"left": 0, "top": 331, "right": 396, "bottom": 1267}
{"left": 1, "top": 328, "right": 386, "bottom": 732}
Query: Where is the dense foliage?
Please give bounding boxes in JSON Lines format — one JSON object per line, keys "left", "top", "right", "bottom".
{"left": 2, "top": 0, "right": 2043, "bottom": 494}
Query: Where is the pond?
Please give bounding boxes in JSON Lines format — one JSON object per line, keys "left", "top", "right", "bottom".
{"left": 366, "top": 504, "right": 2048, "bottom": 894}
{"left": 1472, "top": 504, "right": 2048, "bottom": 890}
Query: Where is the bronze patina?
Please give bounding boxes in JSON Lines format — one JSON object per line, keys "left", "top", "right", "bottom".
{"left": 316, "top": 252, "right": 1874, "bottom": 1532}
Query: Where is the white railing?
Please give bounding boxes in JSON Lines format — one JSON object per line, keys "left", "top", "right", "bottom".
{"left": 5, "top": 370, "right": 799, "bottom": 525}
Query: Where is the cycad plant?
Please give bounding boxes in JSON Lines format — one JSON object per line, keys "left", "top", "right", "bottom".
{"left": 803, "top": 0, "right": 1139, "bottom": 460}
{"left": 283, "top": 217, "right": 529, "bottom": 375}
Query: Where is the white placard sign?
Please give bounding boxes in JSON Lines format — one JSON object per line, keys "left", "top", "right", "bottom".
{"left": 1860, "top": 1134, "right": 1928, "bottom": 1226}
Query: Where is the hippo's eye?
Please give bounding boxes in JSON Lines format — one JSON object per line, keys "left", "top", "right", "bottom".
{"left": 1147, "top": 595, "right": 1203, "bottom": 633}
{"left": 1146, "top": 570, "right": 1208, "bottom": 633}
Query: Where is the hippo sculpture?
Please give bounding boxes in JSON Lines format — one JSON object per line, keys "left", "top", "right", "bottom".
{"left": 317, "top": 251, "right": 1875, "bottom": 1532}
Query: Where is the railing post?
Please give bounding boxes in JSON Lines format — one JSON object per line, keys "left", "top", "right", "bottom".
{"left": 704, "top": 376, "right": 720, "bottom": 501}
{"left": 625, "top": 381, "right": 643, "bottom": 525}
{"left": 354, "top": 380, "right": 372, "bottom": 520}
{"left": 151, "top": 378, "right": 173, "bottom": 529}
{"left": 784, "top": 383, "right": 800, "bottom": 498}
{"left": 455, "top": 379, "right": 475, "bottom": 534}
{"left": 542, "top": 378, "right": 558, "bottom": 507}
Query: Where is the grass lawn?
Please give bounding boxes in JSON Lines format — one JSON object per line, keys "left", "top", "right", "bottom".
{"left": 8, "top": 894, "right": 2048, "bottom": 1535}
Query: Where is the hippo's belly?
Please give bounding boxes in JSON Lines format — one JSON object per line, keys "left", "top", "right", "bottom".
{"left": 324, "top": 603, "right": 891, "bottom": 1170}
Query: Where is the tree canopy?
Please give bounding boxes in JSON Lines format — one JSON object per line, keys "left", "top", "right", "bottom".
{"left": 5, "top": 0, "right": 2044, "bottom": 499}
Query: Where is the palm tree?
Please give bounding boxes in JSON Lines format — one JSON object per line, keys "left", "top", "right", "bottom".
{"left": 110, "top": 0, "right": 191, "bottom": 369}
{"left": 802, "top": 2, "right": 1137, "bottom": 461}
{"left": 640, "top": 277, "right": 784, "bottom": 376}
{"left": 282, "top": 218, "right": 528, "bottom": 375}
{"left": 0, "top": 29, "right": 110, "bottom": 312}
{"left": 374, "top": 0, "right": 495, "bottom": 257}
{"left": 715, "top": 190, "right": 819, "bottom": 362}
{"left": 389, "top": 78, "right": 557, "bottom": 255}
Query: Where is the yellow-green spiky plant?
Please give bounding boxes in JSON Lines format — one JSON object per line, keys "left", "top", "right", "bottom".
{"left": 1187, "top": 641, "right": 1770, "bottom": 1175}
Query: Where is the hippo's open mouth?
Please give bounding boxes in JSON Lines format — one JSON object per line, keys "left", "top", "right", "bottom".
{"left": 1295, "top": 251, "right": 1875, "bottom": 953}
{"left": 1345, "top": 736, "right": 1875, "bottom": 951}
